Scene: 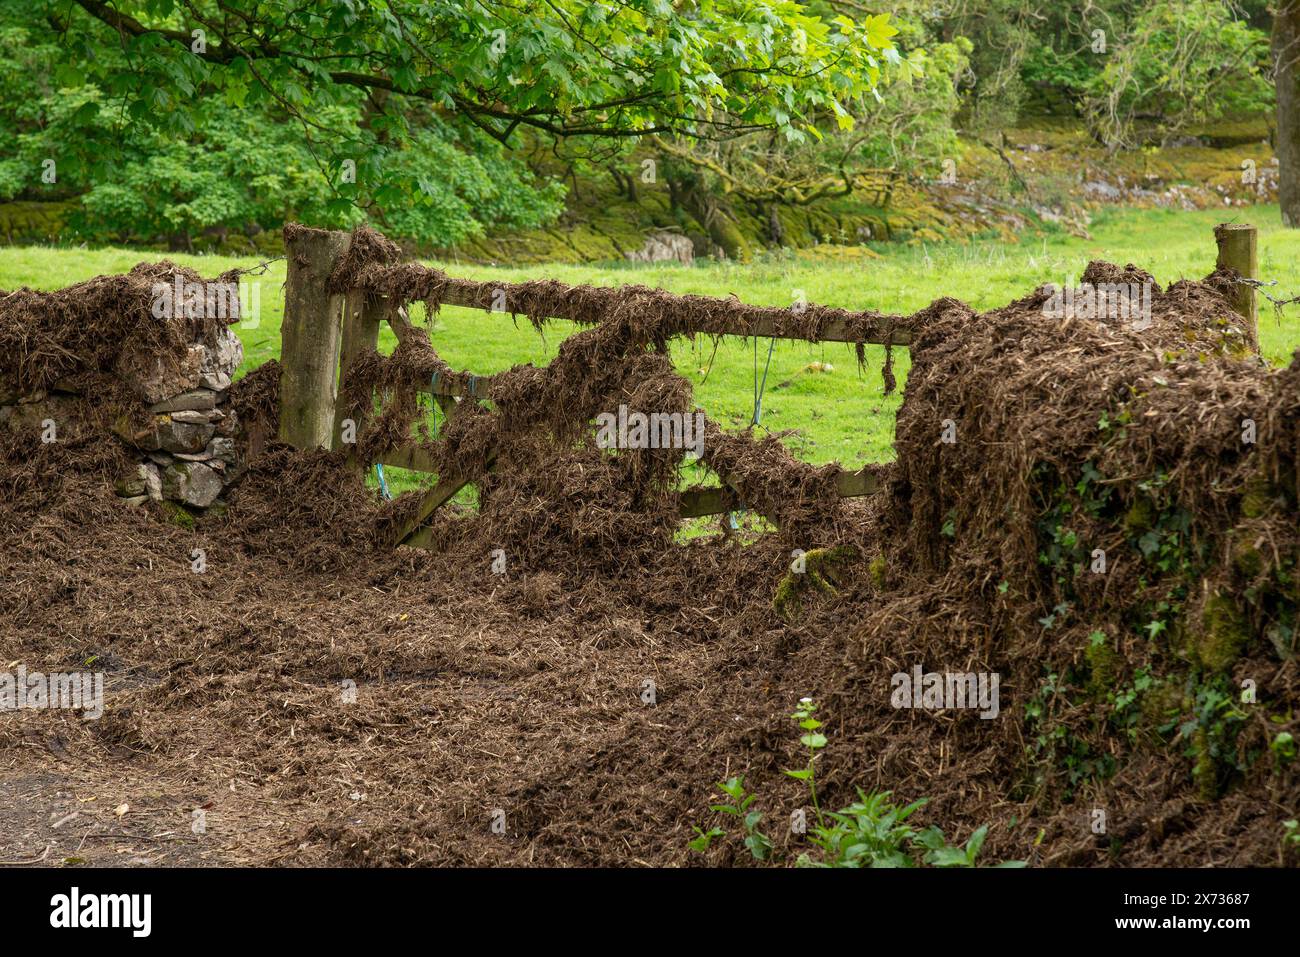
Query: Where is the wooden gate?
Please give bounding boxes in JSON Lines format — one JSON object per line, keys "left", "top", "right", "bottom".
{"left": 274, "top": 222, "right": 1258, "bottom": 548}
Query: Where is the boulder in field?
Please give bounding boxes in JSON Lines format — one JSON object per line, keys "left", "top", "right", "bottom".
{"left": 625, "top": 230, "right": 694, "bottom": 265}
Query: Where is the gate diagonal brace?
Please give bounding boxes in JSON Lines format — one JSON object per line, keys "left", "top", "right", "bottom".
{"left": 372, "top": 287, "right": 885, "bottom": 547}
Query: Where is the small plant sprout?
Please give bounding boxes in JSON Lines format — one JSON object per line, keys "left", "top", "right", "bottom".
{"left": 702, "top": 776, "right": 772, "bottom": 861}
{"left": 687, "top": 825, "right": 725, "bottom": 854}
{"left": 785, "top": 697, "right": 827, "bottom": 829}
{"left": 691, "top": 696, "right": 1024, "bottom": 867}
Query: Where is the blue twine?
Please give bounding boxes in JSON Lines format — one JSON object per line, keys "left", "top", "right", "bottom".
{"left": 374, "top": 462, "right": 392, "bottom": 500}
{"left": 727, "top": 336, "right": 777, "bottom": 528}
{"left": 751, "top": 335, "right": 777, "bottom": 426}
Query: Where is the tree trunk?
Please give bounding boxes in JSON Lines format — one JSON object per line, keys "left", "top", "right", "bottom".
{"left": 1274, "top": 3, "right": 1300, "bottom": 225}
{"left": 611, "top": 166, "right": 636, "bottom": 202}
{"left": 665, "top": 171, "right": 682, "bottom": 214}
{"left": 681, "top": 186, "right": 751, "bottom": 260}
{"left": 767, "top": 203, "right": 785, "bottom": 246}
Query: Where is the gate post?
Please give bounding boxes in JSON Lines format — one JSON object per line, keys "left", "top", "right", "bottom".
{"left": 278, "top": 225, "right": 352, "bottom": 449}
{"left": 1214, "top": 223, "right": 1258, "bottom": 351}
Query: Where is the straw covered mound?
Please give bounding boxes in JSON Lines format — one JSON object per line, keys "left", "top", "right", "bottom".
{"left": 0, "top": 246, "right": 1295, "bottom": 867}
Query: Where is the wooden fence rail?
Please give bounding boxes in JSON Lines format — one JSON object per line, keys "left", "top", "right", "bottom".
{"left": 350, "top": 265, "right": 913, "bottom": 344}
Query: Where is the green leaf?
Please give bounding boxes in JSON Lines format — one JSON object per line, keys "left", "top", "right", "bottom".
{"left": 744, "top": 832, "right": 772, "bottom": 861}
{"left": 863, "top": 13, "right": 899, "bottom": 50}
{"left": 717, "top": 777, "right": 746, "bottom": 799}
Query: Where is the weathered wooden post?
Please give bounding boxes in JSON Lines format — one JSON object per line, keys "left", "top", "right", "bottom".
{"left": 1214, "top": 223, "right": 1258, "bottom": 350}
{"left": 279, "top": 225, "right": 351, "bottom": 449}
{"left": 333, "top": 288, "right": 382, "bottom": 456}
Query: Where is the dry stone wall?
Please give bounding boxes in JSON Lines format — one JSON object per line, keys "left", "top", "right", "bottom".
{"left": 117, "top": 323, "right": 244, "bottom": 507}
{"left": 1, "top": 322, "right": 245, "bottom": 510}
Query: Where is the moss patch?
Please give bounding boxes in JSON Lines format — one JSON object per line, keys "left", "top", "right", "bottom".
{"left": 867, "top": 554, "right": 888, "bottom": 590}
{"left": 1230, "top": 532, "right": 1265, "bottom": 580}
{"left": 1192, "top": 726, "right": 1219, "bottom": 800}
{"left": 1123, "top": 497, "right": 1157, "bottom": 535}
{"left": 772, "top": 544, "right": 859, "bottom": 621}
{"left": 1241, "top": 474, "right": 1279, "bottom": 520}
{"left": 1193, "top": 590, "right": 1253, "bottom": 672}
{"left": 158, "top": 500, "right": 197, "bottom": 530}
{"left": 1085, "top": 636, "right": 1119, "bottom": 695}
{"left": 1139, "top": 678, "right": 1186, "bottom": 733}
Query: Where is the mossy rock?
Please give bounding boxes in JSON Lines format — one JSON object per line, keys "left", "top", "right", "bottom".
{"left": 773, "top": 206, "right": 815, "bottom": 247}
{"left": 804, "top": 207, "right": 844, "bottom": 245}
{"left": 1192, "top": 591, "right": 1252, "bottom": 673}
{"left": 711, "top": 211, "right": 756, "bottom": 261}
{"left": 1123, "top": 497, "right": 1157, "bottom": 535}
{"left": 1230, "top": 532, "right": 1265, "bottom": 580}
{"left": 772, "top": 545, "right": 860, "bottom": 621}
{"left": 799, "top": 244, "right": 883, "bottom": 264}
{"left": 0, "top": 200, "right": 73, "bottom": 242}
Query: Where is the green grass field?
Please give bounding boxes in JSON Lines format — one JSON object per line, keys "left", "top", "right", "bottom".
{"left": 4, "top": 206, "right": 1298, "bottom": 499}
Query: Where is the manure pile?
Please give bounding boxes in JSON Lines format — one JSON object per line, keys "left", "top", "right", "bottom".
{"left": 0, "top": 245, "right": 1295, "bottom": 868}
